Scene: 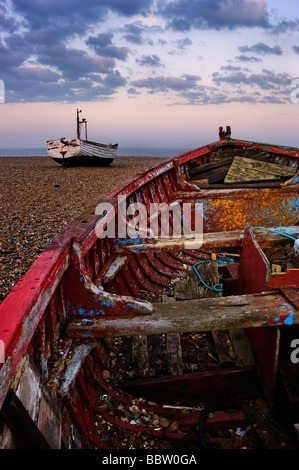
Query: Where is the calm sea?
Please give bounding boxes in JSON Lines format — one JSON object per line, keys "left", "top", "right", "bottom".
{"left": 0, "top": 147, "right": 188, "bottom": 158}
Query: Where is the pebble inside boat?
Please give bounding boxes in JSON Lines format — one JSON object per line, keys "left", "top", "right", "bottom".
{"left": 0, "top": 127, "right": 299, "bottom": 449}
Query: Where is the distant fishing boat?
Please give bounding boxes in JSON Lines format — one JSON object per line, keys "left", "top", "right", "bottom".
{"left": 47, "top": 109, "right": 118, "bottom": 167}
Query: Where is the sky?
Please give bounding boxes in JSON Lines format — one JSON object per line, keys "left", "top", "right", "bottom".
{"left": 0, "top": 0, "right": 299, "bottom": 150}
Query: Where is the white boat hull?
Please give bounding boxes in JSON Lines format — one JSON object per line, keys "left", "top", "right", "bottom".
{"left": 47, "top": 138, "right": 118, "bottom": 167}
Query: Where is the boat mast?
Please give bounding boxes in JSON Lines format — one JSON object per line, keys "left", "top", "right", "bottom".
{"left": 77, "top": 108, "right": 82, "bottom": 139}
{"left": 76, "top": 108, "right": 88, "bottom": 141}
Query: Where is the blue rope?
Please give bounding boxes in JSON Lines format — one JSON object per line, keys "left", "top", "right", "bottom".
{"left": 193, "top": 228, "right": 298, "bottom": 292}
{"left": 193, "top": 256, "right": 235, "bottom": 292}
{"left": 253, "top": 226, "right": 296, "bottom": 241}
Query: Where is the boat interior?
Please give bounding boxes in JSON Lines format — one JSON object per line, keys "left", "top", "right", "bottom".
{"left": 0, "top": 129, "right": 299, "bottom": 449}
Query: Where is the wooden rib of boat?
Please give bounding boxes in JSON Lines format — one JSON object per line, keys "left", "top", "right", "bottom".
{"left": 47, "top": 109, "right": 118, "bottom": 167}
{"left": 1, "top": 126, "right": 299, "bottom": 449}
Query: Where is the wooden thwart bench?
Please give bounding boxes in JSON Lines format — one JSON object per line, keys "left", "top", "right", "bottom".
{"left": 112, "top": 226, "right": 299, "bottom": 254}
{"left": 66, "top": 291, "right": 299, "bottom": 339}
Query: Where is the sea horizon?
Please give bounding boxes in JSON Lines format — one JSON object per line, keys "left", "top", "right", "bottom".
{"left": 0, "top": 146, "right": 189, "bottom": 158}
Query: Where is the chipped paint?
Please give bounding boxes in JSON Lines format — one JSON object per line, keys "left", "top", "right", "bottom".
{"left": 1, "top": 129, "right": 299, "bottom": 447}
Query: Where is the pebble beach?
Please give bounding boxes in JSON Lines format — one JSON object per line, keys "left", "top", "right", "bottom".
{"left": 0, "top": 155, "right": 165, "bottom": 303}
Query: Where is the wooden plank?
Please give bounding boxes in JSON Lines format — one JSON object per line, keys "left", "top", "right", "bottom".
{"left": 166, "top": 333, "right": 184, "bottom": 375}
{"left": 188, "top": 156, "right": 234, "bottom": 178}
{"left": 211, "top": 330, "right": 237, "bottom": 366}
{"left": 131, "top": 335, "right": 149, "bottom": 377}
{"left": 227, "top": 329, "right": 255, "bottom": 367}
{"left": 0, "top": 390, "right": 51, "bottom": 449}
{"left": 66, "top": 292, "right": 299, "bottom": 339}
{"left": 225, "top": 156, "right": 296, "bottom": 183}
{"left": 174, "top": 263, "right": 220, "bottom": 300}
{"left": 121, "top": 366, "right": 262, "bottom": 405}
{"left": 37, "top": 389, "right": 61, "bottom": 449}
{"left": 112, "top": 226, "right": 299, "bottom": 254}
{"left": 58, "top": 342, "right": 97, "bottom": 397}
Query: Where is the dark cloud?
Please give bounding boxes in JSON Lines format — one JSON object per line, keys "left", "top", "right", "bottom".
{"left": 0, "top": 0, "right": 295, "bottom": 106}
{"left": 86, "top": 33, "right": 130, "bottom": 61}
{"left": 213, "top": 68, "right": 291, "bottom": 89}
{"left": 182, "top": 89, "right": 262, "bottom": 105}
{"left": 270, "top": 18, "right": 299, "bottom": 35}
{"left": 236, "top": 55, "right": 263, "bottom": 62}
{"left": 157, "top": 0, "right": 270, "bottom": 32}
{"left": 1, "top": 0, "right": 141, "bottom": 102}
{"left": 238, "top": 42, "right": 283, "bottom": 55}
{"left": 122, "top": 21, "right": 163, "bottom": 45}
{"left": 11, "top": 0, "right": 154, "bottom": 30}
{"left": 221, "top": 65, "right": 242, "bottom": 72}
{"left": 37, "top": 45, "right": 115, "bottom": 80}
{"left": 136, "top": 55, "right": 164, "bottom": 67}
{"left": 128, "top": 87, "right": 140, "bottom": 95}
{"left": 176, "top": 38, "right": 192, "bottom": 49}
{"left": 131, "top": 74, "right": 201, "bottom": 93}
{"left": 123, "top": 23, "right": 145, "bottom": 44}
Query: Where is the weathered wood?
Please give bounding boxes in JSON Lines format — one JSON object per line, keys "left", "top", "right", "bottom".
{"left": 227, "top": 329, "right": 254, "bottom": 367}
{"left": 37, "top": 388, "right": 61, "bottom": 449}
{"left": 113, "top": 230, "right": 242, "bottom": 254}
{"left": 112, "top": 226, "right": 299, "bottom": 254}
{"left": 188, "top": 156, "right": 234, "bottom": 178}
{"left": 58, "top": 342, "right": 97, "bottom": 397}
{"left": 174, "top": 262, "right": 220, "bottom": 300}
{"left": 166, "top": 333, "right": 184, "bottom": 375}
{"left": 0, "top": 390, "right": 51, "bottom": 449}
{"left": 66, "top": 292, "right": 299, "bottom": 339}
{"left": 96, "top": 256, "right": 128, "bottom": 284}
{"left": 225, "top": 156, "right": 296, "bottom": 183}
{"left": 212, "top": 331, "right": 237, "bottom": 366}
{"left": 131, "top": 335, "right": 149, "bottom": 377}
{"left": 147, "top": 334, "right": 165, "bottom": 373}
{"left": 1, "top": 355, "right": 62, "bottom": 448}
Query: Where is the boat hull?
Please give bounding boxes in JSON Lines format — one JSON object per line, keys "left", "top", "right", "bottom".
{"left": 1, "top": 131, "right": 299, "bottom": 449}
{"left": 47, "top": 138, "right": 118, "bottom": 167}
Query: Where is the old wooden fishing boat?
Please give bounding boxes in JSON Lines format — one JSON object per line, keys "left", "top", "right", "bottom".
{"left": 47, "top": 109, "right": 118, "bottom": 167}
{"left": 0, "top": 127, "right": 299, "bottom": 449}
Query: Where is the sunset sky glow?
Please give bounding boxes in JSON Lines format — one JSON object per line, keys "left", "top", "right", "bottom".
{"left": 0, "top": 0, "right": 298, "bottom": 150}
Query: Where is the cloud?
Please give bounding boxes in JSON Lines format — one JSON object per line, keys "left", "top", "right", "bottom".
{"left": 157, "top": 0, "right": 269, "bottom": 31}
{"left": 86, "top": 33, "right": 130, "bottom": 61}
{"left": 211, "top": 67, "right": 293, "bottom": 103}
{"left": 238, "top": 42, "right": 283, "bottom": 55}
{"left": 236, "top": 55, "right": 263, "bottom": 63}
{"left": 11, "top": 0, "right": 154, "bottom": 30}
{"left": 122, "top": 21, "right": 163, "bottom": 45}
{"left": 37, "top": 45, "right": 115, "bottom": 80}
{"left": 123, "top": 22, "right": 146, "bottom": 44}
{"left": 175, "top": 38, "right": 192, "bottom": 49}
{"left": 0, "top": 0, "right": 295, "bottom": 106}
{"left": 270, "top": 18, "right": 299, "bottom": 35}
{"left": 221, "top": 65, "right": 243, "bottom": 72}
{"left": 1, "top": 0, "right": 137, "bottom": 102}
{"left": 131, "top": 74, "right": 201, "bottom": 93}
{"left": 136, "top": 55, "right": 164, "bottom": 67}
